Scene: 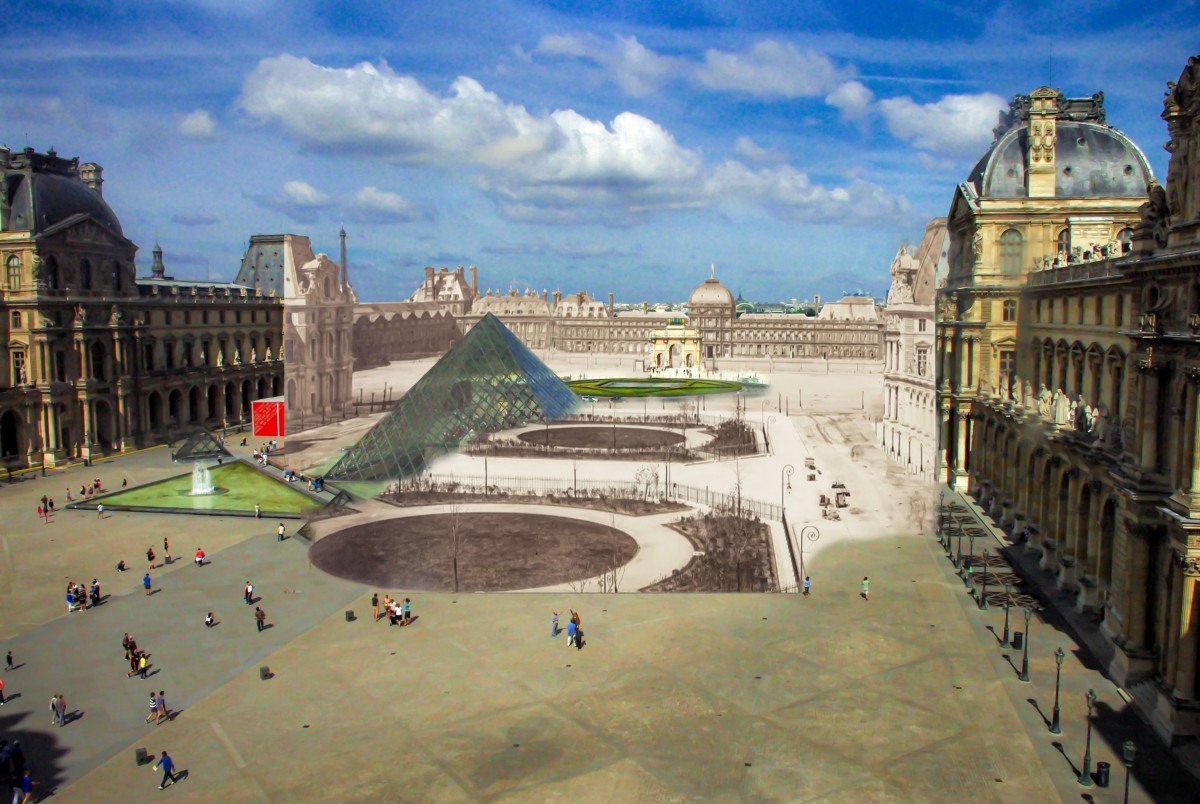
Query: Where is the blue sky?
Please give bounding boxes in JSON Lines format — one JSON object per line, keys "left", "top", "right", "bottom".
{"left": 4, "top": 0, "right": 1197, "bottom": 303}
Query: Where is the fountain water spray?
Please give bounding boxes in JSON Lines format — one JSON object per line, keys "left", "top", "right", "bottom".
{"left": 190, "top": 463, "right": 216, "bottom": 496}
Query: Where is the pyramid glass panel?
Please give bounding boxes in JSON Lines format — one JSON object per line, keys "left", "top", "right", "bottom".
{"left": 326, "top": 313, "right": 578, "bottom": 484}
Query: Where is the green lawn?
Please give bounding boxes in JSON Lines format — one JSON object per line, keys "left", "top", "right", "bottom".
{"left": 94, "top": 461, "right": 323, "bottom": 515}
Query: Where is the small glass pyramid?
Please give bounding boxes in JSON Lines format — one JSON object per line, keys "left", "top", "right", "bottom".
{"left": 326, "top": 313, "right": 578, "bottom": 483}
{"left": 171, "top": 428, "right": 233, "bottom": 462}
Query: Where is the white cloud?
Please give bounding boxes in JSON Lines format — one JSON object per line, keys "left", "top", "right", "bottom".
{"left": 825, "top": 80, "right": 874, "bottom": 122}
{"left": 878, "top": 92, "right": 1006, "bottom": 157}
{"left": 346, "top": 186, "right": 431, "bottom": 223}
{"left": 177, "top": 108, "right": 217, "bottom": 138}
{"left": 696, "top": 41, "right": 845, "bottom": 98}
{"left": 710, "top": 161, "right": 910, "bottom": 223}
{"left": 239, "top": 55, "right": 908, "bottom": 227}
{"left": 732, "top": 136, "right": 786, "bottom": 164}
{"left": 536, "top": 33, "right": 675, "bottom": 97}
{"left": 247, "top": 180, "right": 329, "bottom": 223}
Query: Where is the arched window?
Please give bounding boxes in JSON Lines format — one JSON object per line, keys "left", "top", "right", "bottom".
{"left": 998, "top": 229, "right": 1023, "bottom": 274}
{"left": 112, "top": 261, "right": 123, "bottom": 292}
{"left": 79, "top": 259, "right": 92, "bottom": 290}
{"left": 1056, "top": 229, "right": 1070, "bottom": 259}
{"left": 1002, "top": 299, "right": 1017, "bottom": 322}
{"left": 5, "top": 256, "right": 20, "bottom": 290}
{"left": 1117, "top": 227, "right": 1134, "bottom": 253}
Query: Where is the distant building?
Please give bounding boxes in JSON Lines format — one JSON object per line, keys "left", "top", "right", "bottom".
{"left": 235, "top": 231, "right": 356, "bottom": 431}
{"left": 879, "top": 218, "right": 945, "bottom": 479}
{"left": 0, "top": 147, "right": 283, "bottom": 468}
{"left": 348, "top": 269, "right": 884, "bottom": 370}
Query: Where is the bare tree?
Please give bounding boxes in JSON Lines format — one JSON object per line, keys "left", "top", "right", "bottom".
{"left": 635, "top": 465, "right": 659, "bottom": 501}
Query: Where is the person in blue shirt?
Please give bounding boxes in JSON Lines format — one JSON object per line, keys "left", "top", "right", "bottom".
{"left": 143, "top": 573, "right": 152, "bottom": 597}
{"left": 566, "top": 618, "right": 577, "bottom": 647}
{"left": 154, "top": 750, "right": 177, "bottom": 789}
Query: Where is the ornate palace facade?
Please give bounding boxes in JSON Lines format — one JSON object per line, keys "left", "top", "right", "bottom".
{"left": 941, "top": 58, "right": 1200, "bottom": 743}
{"left": 235, "top": 232, "right": 356, "bottom": 432}
{"left": 880, "top": 218, "right": 944, "bottom": 479}
{"left": 350, "top": 267, "right": 883, "bottom": 370}
{"left": 0, "top": 147, "right": 284, "bottom": 468}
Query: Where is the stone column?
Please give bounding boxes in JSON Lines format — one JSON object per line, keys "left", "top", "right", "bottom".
{"left": 955, "top": 411, "right": 970, "bottom": 490}
{"left": 1174, "top": 560, "right": 1200, "bottom": 699}
{"left": 1123, "top": 524, "right": 1151, "bottom": 650}
{"left": 1166, "top": 561, "right": 1184, "bottom": 685}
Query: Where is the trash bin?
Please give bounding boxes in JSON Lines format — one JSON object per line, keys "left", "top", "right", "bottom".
{"left": 1012, "top": 631, "right": 1024, "bottom": 650}
{"left": 1096, "top": 761, "right": 1111, "bottom": 788}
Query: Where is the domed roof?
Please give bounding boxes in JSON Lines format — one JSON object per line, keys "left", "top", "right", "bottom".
{"left": 689, "top": 276, "right": 734, "bottom": 308}
{"left": 4, "top": 160, "right": 123, "bottom": 236}
{"left": 967, "top": 120, "right": 1152, "bottom": 199}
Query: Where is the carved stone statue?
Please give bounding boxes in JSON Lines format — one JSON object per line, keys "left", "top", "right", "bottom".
{"left": 109, "top": 305, "right": 122, "bottom": 326}
{"left": 217, "top": 349, "right": 225, "bottom": 367}
{"left": 1021, "top": 379, "right": 1035, "bottom": 410}
{"left": 1053, "top": 388, "right": 1070, "bottom": 426}
{"left": 266, "top": 347, "right": 273, "bottom": 362}
{"left": 971, "top": 230, "right": 983, "bottom": 265}
{"left": 74, "top": 304, "right": 87, "bottom": 324}
{"left": 999, "top": 376, "right": 1011, "bottom": 403}
{"left": 1085, "top": 404, "right": 1097, "bottom": 434}
{"left": 1069, "top": 399, "right": 1080, "bottom": 430}
{"left": 1038, "top": 384, "right": 1053, "bottom": 419}
{"left": 1136, "top": 180, "right": 1171, "bottom": 248}
{"left": 234, "top": 349, "right": 242, "bottom": 365}
{"left": 1094, "top": 404, "right": 1109, "bottom": 441}
{"left": 251, "top": 348, "right": 257, "bottom": 364}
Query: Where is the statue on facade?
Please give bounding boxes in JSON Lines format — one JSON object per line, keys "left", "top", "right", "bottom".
{"left": 1053, "top": 388, "right": 1070, "bottom": 426}
{"left": 217, "top": 349, "right": 225, "bottom": 367}
{"left": 1136, "top": 180, "right": 1171, "bottom": 249}
{"left": 1038, "top": 384, "right": 1053, "bottom": 419}
{"left": 1068, "top": 398, "right": 1080, "bottom": 430}
{"left": 1094, "top": 404, "right": 1109, "bottom": 441}
{"left": 251, "top": 348, "right": 257, "bottom": 364}
{"left": 234, "top": 349, "right": 242, "bottom": 365}
{"left": 109, "top": 306, "right": 122, "bottom": 326}
{"left": 1084, "top": 404, "right": 1097, "bottom": 434}
{"left": 999, "top": 376, "right": 1011, "bottom": 403}
{"left": 971, "top": 230, "right": 983, "bottom": 265}
{"left": 266, "top": 347, "right": 273, "bottom": 362}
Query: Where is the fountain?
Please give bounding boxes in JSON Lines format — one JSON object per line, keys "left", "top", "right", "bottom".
{"left": 189, "top": 463, "right": 216, "bottom": 496}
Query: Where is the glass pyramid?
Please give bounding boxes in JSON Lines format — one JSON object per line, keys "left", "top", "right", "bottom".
{"left": 171, "top": 428, "right": 232, "bottom": 462}
{"left": 326, "top": 313, "right": 578, "bottom": 484}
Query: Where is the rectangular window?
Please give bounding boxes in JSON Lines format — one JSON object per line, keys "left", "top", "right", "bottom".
{"left": 10, "top": 351, "right": 26, "bottom": 385}
{"left": 55, "top": 350, "right": 67, "bottom": 382}
{"left": 998, "top": 349, "right": 1016, "bottom": 389}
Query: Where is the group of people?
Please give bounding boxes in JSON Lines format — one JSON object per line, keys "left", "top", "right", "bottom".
{"left": 35, "top": 495, "right": 56, "bottom": 523}
{"left": 66, "top": 580, "right": 100, "bottom": 612}
{"left": 551, "top": 609, "right": 584, "bottom": 649}
{"left": 371, "top": 594, "right": 414, "bottom": 626}
{"left": 123, "top": 633, "right": 152, "bottom": 680}
{"left": 251, "top": 441, "right": 279, "bottom": 466}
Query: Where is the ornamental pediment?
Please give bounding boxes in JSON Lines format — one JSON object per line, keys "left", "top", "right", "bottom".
{"left": 35, "top": 213, "right": 133, "bottom": 248}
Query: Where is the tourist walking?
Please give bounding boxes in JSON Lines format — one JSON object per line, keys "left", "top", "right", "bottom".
{"left": 143, "top": 572, "right": 152, "bottom": 596}
{"left": 48, "top": 694, "right": 58, "bottom": 725}
{"left": 551, "top": 611, "right": 559, "bottom": 637}
{"left": 96, "top": 503, "right": 104, "bottom": 519}
{"left": 276, "top": 522, "right": 285, "bottom": 542}
{"left": 205, "top": 612, "right": 215, "bottom": 628}
{"left": 139, "top": 653, "right": 149, "bottom": 679}
{"left": 54, "top": 693, "right": 66, "bottom": 727}
{"left": 254, "top": 503, "right": 261, "bottom": 518}
{"left": 122, "top": 633, "right": 133, "bottom": 659}
{"left": 13, "top": 768, "right": 33, "bottom": 803}
{"left": 163, "top": 537, "right": 170, "bottom": 565}
{"left": 5, "top": 650, "right": 12, "bottom": 671}
{"left": 244, "top": 581, "right": 253, "bottom": 605}
{"left": 128, "top": 652, "right": 140, "bottom": 678}
{"left": 402, "top": 598, "right": 412, "bottom": 625}
{"left": 0, "top": 676, "right": 6, "bottom": 705}
{"left": 153, "top": 750, "right": 178, "bottom": 789}
{"left": 90, "top": 579, "right": 100, "bottom": 607}
{"left": 371, "top": 593, "right": 379, "bottom": 622}
{"left": 861, "top": 576, "right": 870, "bottom": 601}
{"left": 155, "top": 691, "right": 168, "bottom": 724}
{"left": 145, "top": 691, "right": 159, "bottom": 723}
{"left": 803, "top": 576, "right": 811, "bottom": 597}
{"left": 566, "top": 618, "right": 577, "bottom": 647}
{"left": 147, "top": 546, "right": 156, "bottom": 568}
{"left": 47, "top": 498, "right": 54, "bottom": 513}
{"left": 255, "top": 606, "right": 266, "bottom": 632}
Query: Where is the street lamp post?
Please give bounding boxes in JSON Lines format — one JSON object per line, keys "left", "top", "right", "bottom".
{"left": 954, "top": 529, "right": 964, "bottom": 569}
{"left": 1122, "top": 740, "right": 1137, "bottom": 804}
{"left": 1019, "top": 606, "right": 1033, "bottom": 682}
{"left": 1050, "top": 646, "right": 1065, "bottom": 734}
{"left": 1079, "top": 688, "right": 1097, "bottom": 787}
{"left": 1000, "top": 579, "right": 1013, "bottom": 648}
{"left": 799, "top": 525, "right": 819, "bottom": 584}
{"left": 977, "top": 549, "right": 991, "bottom": 608}
{"left": 781, "top": 464, "right": 794, "bottom": 514}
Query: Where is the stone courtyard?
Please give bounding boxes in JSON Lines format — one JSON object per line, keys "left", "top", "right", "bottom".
{"left": 0, "top": 358, "right": 1179, "bottom": 801}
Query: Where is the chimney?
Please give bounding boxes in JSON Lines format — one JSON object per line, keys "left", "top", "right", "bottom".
{"left": 339, "top": 226, "right": 348, "bottom": 294}
{"left": 814, "top": 294, "right": 821, "bottom": 310}
{"left": 79, "top": 162, "right": 104, "bottom": 196}
{"left": 1026, "top": 87, "right": 1060, "bottom": 198}
{"left": 456, "top": 265, "right": 464, "bottom": 276}
{"left": 470, "top": 265, "right": 478, "bottom": 294}
{"left": 608, "top": 292, "right": 614, "bottom": 317}
{"left": 552, "top": 290, "right": 562, "bottom": 306}
{"left": 425, "top": 266, "right": 435, "bottom": 292}
{"left": 542, "top": 290, "right": 548, "bottom": 302}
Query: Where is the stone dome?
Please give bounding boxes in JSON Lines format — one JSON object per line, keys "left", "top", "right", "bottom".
{"left": 2, "top": 150, "right": 124, "bottom": 236}
{"left": 689, "top": 276, "right": 734, "bottom": 308}
{"left": 966, "top": 120, "right": 1153, "bottom": 199}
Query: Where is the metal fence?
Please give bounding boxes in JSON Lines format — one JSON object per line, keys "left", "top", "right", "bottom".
{"left": 391, "top": 473, "right": 782, "bottom": 521}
